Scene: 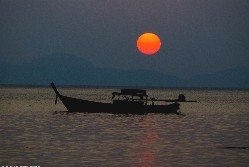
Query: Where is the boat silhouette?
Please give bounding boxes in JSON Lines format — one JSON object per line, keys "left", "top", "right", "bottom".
{"left": 51, "top": 82, "right": 196, "bottom": 114}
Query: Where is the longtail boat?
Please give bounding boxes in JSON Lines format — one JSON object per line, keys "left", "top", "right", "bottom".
{"left": 51, "top": 82, "right": 196, "bottom": 114}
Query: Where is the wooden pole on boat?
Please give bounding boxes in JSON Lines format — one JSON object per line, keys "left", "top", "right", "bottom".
{"left": 147, "top": 99, "right": 197, "bottom": 103}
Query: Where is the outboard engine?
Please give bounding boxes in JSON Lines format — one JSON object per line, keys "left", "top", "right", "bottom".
{"left": 177, "top": 94, "right": 186, "bottom": 102}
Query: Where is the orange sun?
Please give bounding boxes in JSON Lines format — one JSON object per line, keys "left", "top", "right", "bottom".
{"left": 137, "top": 32, "right": 161, "bottom": 55}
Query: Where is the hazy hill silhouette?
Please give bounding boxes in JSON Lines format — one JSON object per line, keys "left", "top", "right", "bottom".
{"left": 0, "top": 53, "right": 184, "bottom": 87}
{"left": 0, "top": 53, "right": 248, "bottom": 88}
{"left": 188, "top": 67, "right": 249, "bottom": 88}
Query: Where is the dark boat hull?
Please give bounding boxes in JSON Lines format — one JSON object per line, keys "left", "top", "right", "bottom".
{"left": 51, "top": 83, "right": 181, "bottom": 114}
{"left": 59, "top": 95, "right": 180, "bottom": 114}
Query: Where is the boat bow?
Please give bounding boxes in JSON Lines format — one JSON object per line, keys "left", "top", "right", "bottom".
{"left": 51, "top": 82, "right": 61, "bottom": 104}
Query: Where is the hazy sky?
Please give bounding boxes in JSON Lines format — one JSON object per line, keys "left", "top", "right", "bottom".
{"left": 1, "top": 0, "right": 249, "bottom": 78}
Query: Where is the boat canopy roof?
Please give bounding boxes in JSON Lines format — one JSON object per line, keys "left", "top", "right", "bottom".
{"left": 112, "top": 89, "right": 148, "bottom": 98}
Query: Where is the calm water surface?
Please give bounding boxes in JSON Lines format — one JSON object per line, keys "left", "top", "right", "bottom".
{"left": 0, "top": 86, "right": 249, "bottom": 166}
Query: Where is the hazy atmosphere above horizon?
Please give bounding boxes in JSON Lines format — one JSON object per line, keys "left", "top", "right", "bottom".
{"left": 0, "top": 0, "right": 249, "bottom": 87}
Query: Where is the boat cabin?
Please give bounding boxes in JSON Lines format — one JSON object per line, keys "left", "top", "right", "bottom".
{"left": 112, "top": 89, "right": 148, "bottom": 106}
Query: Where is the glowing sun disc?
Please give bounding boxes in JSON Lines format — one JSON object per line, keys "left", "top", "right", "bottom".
{"left": 137, "top": 32, "right": 161, "bottom": 55}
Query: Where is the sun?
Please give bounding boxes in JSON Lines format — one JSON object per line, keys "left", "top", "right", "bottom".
{"left": 137, "top": 32, "right": 161, "bottom": 55}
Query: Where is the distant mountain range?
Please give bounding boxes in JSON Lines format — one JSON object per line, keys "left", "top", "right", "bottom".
{"left": 1, "top": 53, "right": 248, "bottom": 88}
{"left": 187, "top": 67, "right": 249, "bottom": 88}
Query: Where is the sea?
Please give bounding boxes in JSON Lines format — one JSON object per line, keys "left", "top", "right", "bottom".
{"left": 0, "top": 86, "right": 248, "bottom": 167}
